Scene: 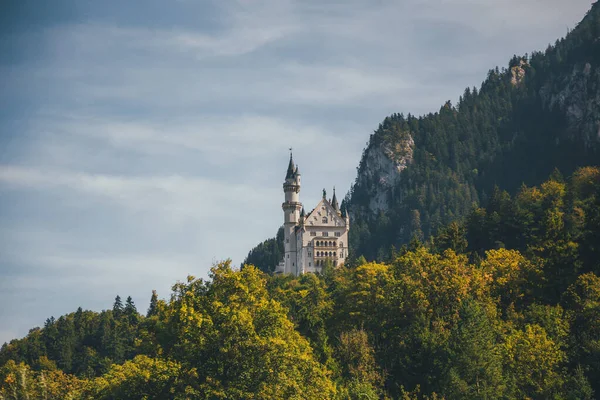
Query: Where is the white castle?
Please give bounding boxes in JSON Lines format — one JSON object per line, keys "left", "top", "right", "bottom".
{"left": 275, "top": 152, "right": 350, "bottom": 276}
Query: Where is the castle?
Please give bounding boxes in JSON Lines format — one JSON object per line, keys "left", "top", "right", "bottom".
{"left": 275, "top": 152, "right": 350, "bottom": 276}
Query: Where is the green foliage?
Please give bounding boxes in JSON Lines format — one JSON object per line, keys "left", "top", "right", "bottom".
{"left": 502, "top": 324, "right": 566, "bottom": 398}
{"left": 243, "top": 227, "right": 284, "bottom": 273}
{"left": 84, "top": 356, "right": 196, "bottom": 400}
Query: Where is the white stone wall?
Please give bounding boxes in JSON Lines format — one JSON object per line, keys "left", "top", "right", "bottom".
{"left": 299, "top": 198, "right": 349, "bottom": 273}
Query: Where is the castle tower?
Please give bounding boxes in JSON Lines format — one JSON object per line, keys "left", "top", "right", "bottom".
{"left": 282, "top": 151, "right": 302, "bottom": 275}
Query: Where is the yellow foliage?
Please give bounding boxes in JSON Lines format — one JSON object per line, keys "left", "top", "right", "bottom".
{"left": 502, "top": 324, "right": 565, "bottom": 397}
{"left": 480, "top": 248, "right": 541, "bottom": 306}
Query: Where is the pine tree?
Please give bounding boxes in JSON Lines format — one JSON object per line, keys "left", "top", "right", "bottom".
{"left": 112, "top": 295, "right": 123, "bottom": 318}
{"left": 124, "top": 296, "right": 136, "bottom": 316}
{"left": 147, "top": 290, "right": 158, "bottom": 318}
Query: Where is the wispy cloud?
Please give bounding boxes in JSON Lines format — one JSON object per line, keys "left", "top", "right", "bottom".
{"left": 0, "top": 165, "right": 278, "bottom": 223}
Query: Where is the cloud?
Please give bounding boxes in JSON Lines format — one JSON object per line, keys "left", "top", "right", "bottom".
{"left": 0, "top": 165, "right": 278, "bottom": 223}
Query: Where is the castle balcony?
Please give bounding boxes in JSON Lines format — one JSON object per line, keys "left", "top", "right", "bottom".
{"left": 312, "top": 239, "right": 341, "bottom": 249}
{"left": 282, "top": 201, "right": 302, "bottom": 209}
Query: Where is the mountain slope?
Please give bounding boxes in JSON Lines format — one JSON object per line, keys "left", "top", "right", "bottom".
{"left": 347, "top": 1, "right": 600, "bottom": 261}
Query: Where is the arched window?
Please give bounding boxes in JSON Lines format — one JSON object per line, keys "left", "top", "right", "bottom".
{"left": 340, "top": 242, "right": 343, "bottom": 247}
{"left": 329, "top": 251, "right": 332, "bottom": 257}
{"left": 334, "top": 252, "right": 336, "bottom": 257}
{"left": 316, "top": 241, "right": 320, "bottom": 246}
{"left": 322, "top": 217, "right": 328, "bottom": 223}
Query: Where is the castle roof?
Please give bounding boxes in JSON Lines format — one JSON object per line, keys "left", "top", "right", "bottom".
{"left": 304, "top": 195, "right": 347, "bottom": 227}
{"left": 285, "top": 153, "right": 296, "bottom": 180}
{"left": 331, "top": 187, "right": 339, "bottom": 211}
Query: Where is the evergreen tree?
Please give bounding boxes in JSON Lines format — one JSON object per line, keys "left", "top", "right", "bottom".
{"left": 112, "top": 295, "right": 123, "bottom": 318}
{"left": 147, "top": 290, "right": 158, "bottom": 318}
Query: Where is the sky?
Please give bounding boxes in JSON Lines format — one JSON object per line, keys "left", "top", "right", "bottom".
{"left": 0, "top": 0, "right": 594, "bottom": 344}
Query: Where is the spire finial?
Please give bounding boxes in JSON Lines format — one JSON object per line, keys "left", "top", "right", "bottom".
{"left": 322, "top": 188, "right": 326, "bottom": 199}
{"left": 289, "top": 147, "right": 293, "bottom": 159}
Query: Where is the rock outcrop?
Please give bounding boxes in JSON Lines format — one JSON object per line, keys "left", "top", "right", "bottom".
{"left": 354, "top": 128, "right": 414, "bottom": 215}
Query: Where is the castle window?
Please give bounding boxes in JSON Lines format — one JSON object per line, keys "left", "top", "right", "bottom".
{"left": 329, "top": 251, "right": 332, "bottom": 257}
{"left": 322, "top": 217, "right": 328, "bottom": 223}
{"left": 334, "top": 261, "right": 337, "bottom": 267}
{"left": 329, "top": 241, "right": 333, "bottom": 246}
{"left": 334, "top": 252, "right": 336, "bottom": 257}
{"left": 340, "top": 242, "right": 343, "bottom": 247}
{"left": 309, "top": 262, "right": 311, "bottom": 267}
{"left": 287, "top": 254, "right": 289, "bottom": 258}
{"left": 286, "top": 238, "right": 289, "bottom": 243}
{"left": 323, "top": 232, "right": 329, "bottom": 237}
{"left": 335, "top": 232, "right": 341, "bottom": 237}
{"left": 310, "top": 231, "right": 316, "bottom": 236}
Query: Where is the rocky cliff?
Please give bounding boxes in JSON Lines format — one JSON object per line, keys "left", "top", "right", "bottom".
{"left": 354, "top": 128, "right": 414, "bottom": 215}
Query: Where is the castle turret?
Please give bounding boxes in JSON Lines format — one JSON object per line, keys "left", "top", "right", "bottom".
{"left": 331, "top": 187, "right": 340, "bottom": 215}
{"left": 282, "top": 151, "right": 302, "bottom": 274}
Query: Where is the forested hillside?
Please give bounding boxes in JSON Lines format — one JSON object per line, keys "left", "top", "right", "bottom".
{"left": 2, "top": 166, "right": 599, "bottom": 399}
{"left": 348, "top": 1, "right": 600, "bottom": 261}
{"left": 246, "top": 1, "right": 600, "bottom": 272}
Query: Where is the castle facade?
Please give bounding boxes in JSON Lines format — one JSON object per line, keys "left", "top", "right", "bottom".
{"left": 275, "top": 153, "right": 350, "bottom": 276}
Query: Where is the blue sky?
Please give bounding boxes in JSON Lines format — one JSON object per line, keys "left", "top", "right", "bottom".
{"left": 0, "top": 0, "right": 593, "bottom": 344}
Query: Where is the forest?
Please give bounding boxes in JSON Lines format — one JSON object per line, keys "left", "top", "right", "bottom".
{"left": 1, "top": 167, "right": 599, "bottom": 399}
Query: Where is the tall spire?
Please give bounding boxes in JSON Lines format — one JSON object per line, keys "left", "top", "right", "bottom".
{"left": 285, "top": 149, "right": 295, "bottom": 179}
{"left": 332, "top": 186, "right": 340, "bottom": 211}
